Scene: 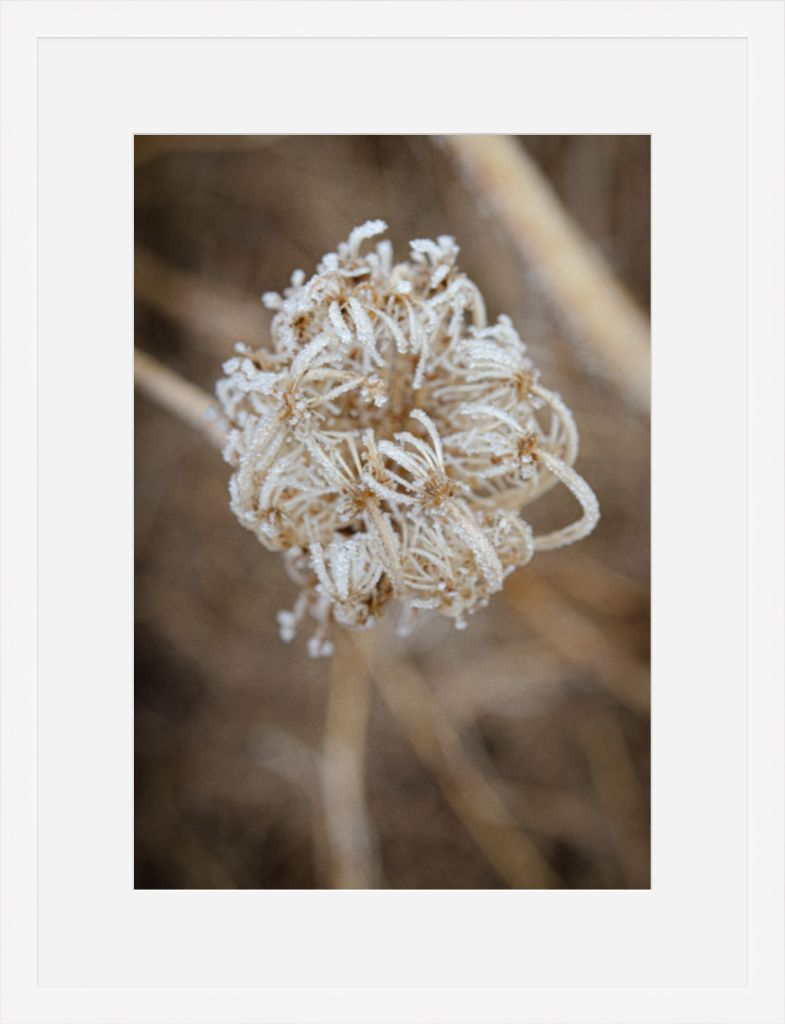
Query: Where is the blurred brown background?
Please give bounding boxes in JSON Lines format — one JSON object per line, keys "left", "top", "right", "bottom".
{"left": 135, "top": 135, "right": 650, "bottom": 889}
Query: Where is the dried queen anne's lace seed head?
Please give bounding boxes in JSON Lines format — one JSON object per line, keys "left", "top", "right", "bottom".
{"left": 216, "top": 221, "right": 599, "bottom": 656}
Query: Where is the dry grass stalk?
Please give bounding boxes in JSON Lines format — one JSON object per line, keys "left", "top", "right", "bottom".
{"left": 351, "top": 631, "right": 559, "bottom": 889}
{"left": 136, "top": 248, "right": 265, "bottom": 349}
{"left": 528, "top": 553, "right": 648, "bottom": 618}
{"left": 134, "top": 348, "right": 228, "bottom": 449}
{"left": 578, "top": 709, "right": 650, "bottom": 887}
{"left": 442, "top": 135, "right": 650, "bottom": 411}
{"left": 503, "top": 573, "right": 650, "bottom": 716}
{"left": 320, "top": 630, "right": 380, "bottom": 888}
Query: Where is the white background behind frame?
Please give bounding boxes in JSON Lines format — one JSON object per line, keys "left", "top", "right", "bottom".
{"left": 1, "top": 3, "right": 783, "bottom": 1024}
{"left": 39, "top": 31, "right": 748, "bottom": 989}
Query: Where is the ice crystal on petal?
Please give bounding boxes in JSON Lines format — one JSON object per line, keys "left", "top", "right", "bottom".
{"left": 216, "top": 222, "right": 600, "bottom": 656}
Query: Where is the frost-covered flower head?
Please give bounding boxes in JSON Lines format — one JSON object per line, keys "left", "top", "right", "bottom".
{"left": 217, "top": 220, "right": 599, "bottom": 656}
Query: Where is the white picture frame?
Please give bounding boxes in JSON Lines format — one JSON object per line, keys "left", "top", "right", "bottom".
{"left": 1, "top": 2, "right": 783, "bottom": 1022}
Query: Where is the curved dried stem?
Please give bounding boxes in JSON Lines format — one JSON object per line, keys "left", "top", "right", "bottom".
{"left": 532, "top": 451, "right": 601, "bottom": 552}
{"left": 442, "top": 135, "right": 650, "bottom": 411}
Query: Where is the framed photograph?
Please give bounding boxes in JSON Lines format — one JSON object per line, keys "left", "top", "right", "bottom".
{"left": 1, "top": 2, "right": 782, "bottom": 1023}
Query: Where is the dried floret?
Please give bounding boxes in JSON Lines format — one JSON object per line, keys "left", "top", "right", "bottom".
{"left": 216, "top": 221, "right": 599, "bottom": 655}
